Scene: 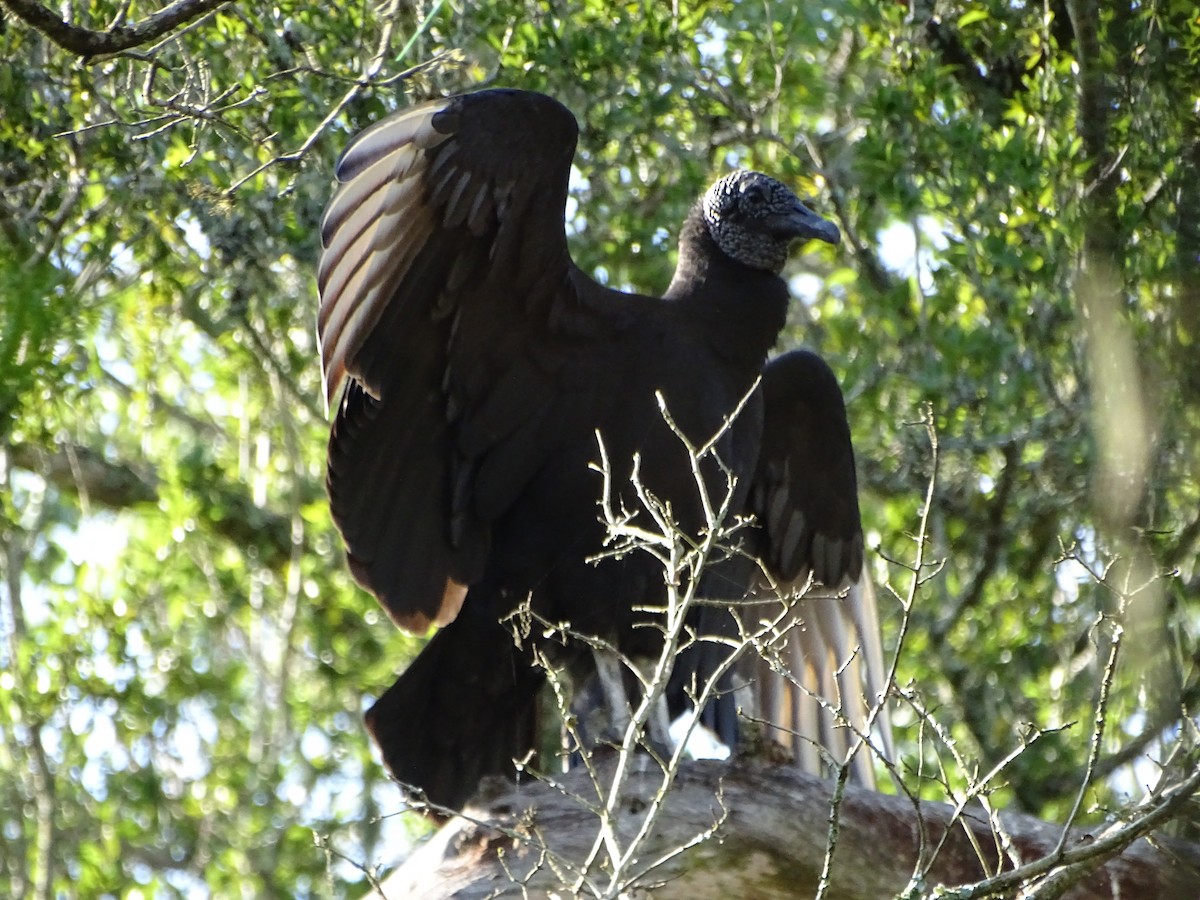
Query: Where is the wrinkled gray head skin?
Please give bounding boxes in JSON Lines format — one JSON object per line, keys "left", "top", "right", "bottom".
{"left": 702, "top": 171, "right": 841, "bottom": 273}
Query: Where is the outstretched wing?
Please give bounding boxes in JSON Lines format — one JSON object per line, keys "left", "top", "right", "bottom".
{"left": 749, "top": 350, "right": 863, "bottom": 586}
{"left": 318, "top": 89, "right": 605, "bottom": 631}
{"left": 745, "top": 349, "right": 892, "bottom": 784}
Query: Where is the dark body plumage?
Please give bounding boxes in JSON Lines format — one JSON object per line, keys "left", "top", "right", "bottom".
{"left": 318, "top": 89, "right": 883, "bottom": 810}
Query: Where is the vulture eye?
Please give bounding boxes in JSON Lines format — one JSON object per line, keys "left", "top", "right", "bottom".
{"left": 741, "top": 181, "right": 770, "bottom": 208}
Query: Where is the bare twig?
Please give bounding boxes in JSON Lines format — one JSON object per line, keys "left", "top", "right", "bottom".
{"left": 224, "top": 0, "right": 453, "bottom": 195}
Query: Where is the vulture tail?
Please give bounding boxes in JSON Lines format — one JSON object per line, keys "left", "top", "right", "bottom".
{"left": 365, "top": 612, "right": 544, "bottom": 813}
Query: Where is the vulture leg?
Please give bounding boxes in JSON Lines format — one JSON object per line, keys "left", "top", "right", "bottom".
{"left": 592, "top": 647, "right": 632, "bottom": 737}
{"left": 580, "top": 650, "right": 674, "bottom": 756}
{"left": 627, "top": 653, "right": 674, "bottom": 751}
{"left": 646, "top": 676, "right": 673, "bottom": 752}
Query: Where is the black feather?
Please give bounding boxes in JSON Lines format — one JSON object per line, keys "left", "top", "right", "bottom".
{"left": 318, "top": 89, "right": 874, "bottom": 808}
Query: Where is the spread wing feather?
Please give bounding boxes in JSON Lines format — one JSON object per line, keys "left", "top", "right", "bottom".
{"left": 749, "top": 350, "right": 863, "bottom": 585}
{"left": 746, "top": 350, "right": 893, "bottom": 785}
{"left": 318, "top": 89, "right": 603, "bottom": 630}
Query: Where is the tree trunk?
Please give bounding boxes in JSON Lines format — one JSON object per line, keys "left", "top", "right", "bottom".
{"left": 383, "top": 758, "right": 1200, "bottom": 898}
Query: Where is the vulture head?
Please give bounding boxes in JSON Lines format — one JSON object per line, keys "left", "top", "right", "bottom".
{"left": 702, "top": 170, "right": 841, "bottom": 273}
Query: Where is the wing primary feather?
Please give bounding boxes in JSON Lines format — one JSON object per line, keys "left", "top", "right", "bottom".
{"left": 321, "top": 157, "right": 425, "bottom": 272}
{"left": 424, "top": 143, "right": 460, "bottom": 193}
{"left": 465, "top": 183, "right": 494, "bottom": 235}
{"left": 321, "top": 148, "right": 423, "bottom": 250}
{"left": 767, "top": 482, "right": 790, "bottom": 536}
{"left": 430, "top": 162, "right": 463, "bottom": 208}
{"left": 320, "top": 192, "right": 424, "bottom": 327}
{"left": 320, "top": 214, "right": 432, "bottom": 399}
{"left": 336, "top": 103, "right": 451, "bottom": 182}
{"left": 848, "top": 540, "right": 864, "bottom": 583}
{"left": 319, "top": 145, "right": 437, "bottom": 403}
{"left": 811, "top": 533, "right": 830, "bottom": 584}
{"left": 440, "top": 237, "right": 491, "bottom": 302}
{"left": 780, "top": 509, "right": 807, "bottom": 577}
{"left": 349, "top": 226, "right": 458, "bottom": 394}
{"left": 442, "top": 171, "right": 476, "bottom": 228}
{"left": 493, "top": 183, "right": 513, "bottom": 221}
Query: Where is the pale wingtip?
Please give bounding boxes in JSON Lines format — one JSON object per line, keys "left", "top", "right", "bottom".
{"left": 320, "top": 352, "right": 344, "bottom": 419}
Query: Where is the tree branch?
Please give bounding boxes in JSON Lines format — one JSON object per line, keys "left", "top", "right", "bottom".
{"left": 7, "top": 441, "right": 297, "bottom": 568}
{"left": 8, "top": 441, "right": 158, "bottom": 509}
{"left": 382, "top": 760, "right": 1200, "bottom": 899}
{"left": 1, "top": 0, "right": 229, "bottom": 58}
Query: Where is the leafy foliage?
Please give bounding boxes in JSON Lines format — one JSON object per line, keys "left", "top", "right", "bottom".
{"left": 1, "top": 0, "right": 1196, "bottom": 895}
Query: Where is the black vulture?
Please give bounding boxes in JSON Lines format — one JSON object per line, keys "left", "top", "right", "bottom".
{"left": 318, "top": 89, "right": 889, "bottom": 810}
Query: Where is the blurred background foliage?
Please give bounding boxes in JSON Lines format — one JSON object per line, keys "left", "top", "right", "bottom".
{"left": 1, "top": 0, "right": 1197, "bottom": 895}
